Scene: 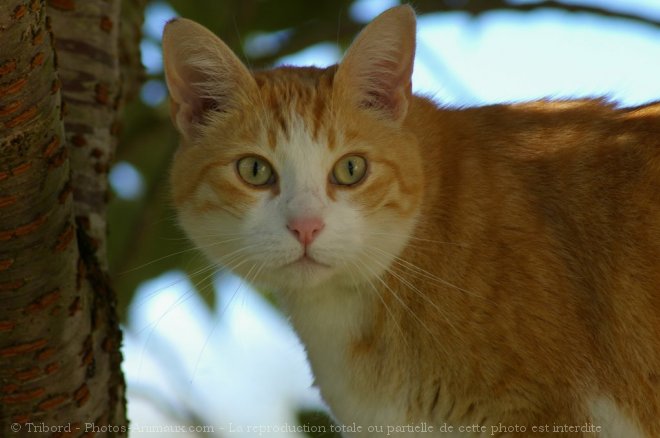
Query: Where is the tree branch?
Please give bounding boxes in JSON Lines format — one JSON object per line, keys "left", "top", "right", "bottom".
{"left": 412, "top": 0, "right": 660, "bottom": 30}
{"left": 248, "top": 0, "right": 660, "bottom": 68}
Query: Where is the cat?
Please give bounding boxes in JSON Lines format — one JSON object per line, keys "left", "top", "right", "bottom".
{"left": 161, "top": 5, "right": 660, "bottom": 437}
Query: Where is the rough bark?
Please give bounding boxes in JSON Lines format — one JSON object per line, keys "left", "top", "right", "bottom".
{"left": 47, "top": 0, "right": 129, "bottom": 432}
{"left": 47, "top": 0, "right": 121, "bottom": 257}
{"left": 0, "top": 0, "right": 143, "bottom": 435}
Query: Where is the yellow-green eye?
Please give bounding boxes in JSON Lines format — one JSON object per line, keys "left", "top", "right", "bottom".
{"left": 237, "top": 156, "right": 275, "bottom": 186}
{"left": 332, "top": 155, "right": 367, "bottom": 186}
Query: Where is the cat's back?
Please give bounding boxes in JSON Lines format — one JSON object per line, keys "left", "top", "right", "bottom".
{"left": 405, "top": 96, "right": 660, "bottom": 435}
{"left": 411, "top": 96, "right": 660, "bottom": 162}
{"left": 410, "top": 96, "right": 660, "bottom": 302}
{"left": 464, "top": 98, "right": 660, "bottom": 251}
{"left": 409, "top": 97, "right": 660, "bottom": 243}
{"left": 477, "top": 98, "right": 660, "bottom": 164}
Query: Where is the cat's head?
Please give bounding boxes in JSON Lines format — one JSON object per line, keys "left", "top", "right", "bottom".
{"left": 162, "top": 6, "right": 423, "bottom": 292}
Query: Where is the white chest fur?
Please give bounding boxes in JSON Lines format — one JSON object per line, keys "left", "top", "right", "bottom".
{"left": 280, "top": 283, "right": 414, "bottom": 434}
{"left": 588, "top": 398, "right": 646, "bottom": 438}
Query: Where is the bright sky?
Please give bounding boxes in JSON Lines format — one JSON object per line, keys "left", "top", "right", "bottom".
{"left": 121, "top": 1, "right": 660, "bottom": 436}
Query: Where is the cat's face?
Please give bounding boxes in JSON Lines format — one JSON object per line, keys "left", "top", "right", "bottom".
{"left": 164, "top": 7, "right": 420, "bottom": 292}
{"left": 171, "top": 68, "right": 423, "bottom": 291}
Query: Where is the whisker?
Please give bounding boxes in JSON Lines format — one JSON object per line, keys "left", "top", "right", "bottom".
{"left": 132, "top": 241, "right": 260, "bottom": 319}
{"left": 129, "top": 263, "right": 216, "bottom": 312}
{"left": 368, "top": 231, "right": 468, "bottom": 247}
{"left": 356, "top": 255, "right": 439, "bottom": 342}
{"left": 136, "top": 267, "right": 217, "bottom": 337}
{"left": 366, "top": 245, "right": 491, "bottom": 303}
{"left": 181, "top": 231, "right": 250, "bottom": 240}
{"left": 118, "top": 236, "right": 248, "bottom": 276}
{"left": 248, "top": 260, "right": 268, "bottom": 288}
{"left": 349, "top": 258, "right": 409, "bottom": 349}
{"left": 362, "top": 248, "right": 461, "bottom": 338}
{"left": 134, "top": 260, "right": 226, "bottom": 378}
{"left": 190, "top": 260, "right": 261, "bottom": 384}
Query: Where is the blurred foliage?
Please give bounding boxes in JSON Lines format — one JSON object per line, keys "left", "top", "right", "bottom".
{"left": 298, "top": 409, "right": 342, "bottom": 438}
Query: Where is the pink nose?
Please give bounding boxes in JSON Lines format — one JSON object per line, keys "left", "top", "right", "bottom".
{"left": 287, "top": 216, "right": 325, "bottom": 246}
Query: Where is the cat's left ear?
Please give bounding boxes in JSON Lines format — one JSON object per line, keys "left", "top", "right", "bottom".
{"left": 334, "top": 5, "right": 416, "bottom": 125}
{"left": 162, "top": 18, "right": 258, "bottom": 140}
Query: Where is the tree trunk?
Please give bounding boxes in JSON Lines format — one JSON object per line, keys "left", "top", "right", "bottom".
{"left": 0, "top": 0, "right": 143, "bottom": 435}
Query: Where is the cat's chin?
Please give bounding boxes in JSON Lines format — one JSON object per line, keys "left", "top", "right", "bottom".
{"left": 252, "top": 257, "right": 337, "bottom": 292}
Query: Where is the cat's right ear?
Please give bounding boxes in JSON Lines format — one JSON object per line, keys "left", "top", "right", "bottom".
{"left": 162, "top": 18, "right": 257, "bottom": 140}
{"left": 334, "top": 5, "right": 416, "bottom": 125}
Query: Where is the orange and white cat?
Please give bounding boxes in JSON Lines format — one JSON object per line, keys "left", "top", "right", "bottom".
{"left": 162, "top": 5, "right": 660, "bottom": 437}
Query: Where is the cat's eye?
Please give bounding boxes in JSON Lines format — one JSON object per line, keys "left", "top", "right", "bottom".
{"left": 332, "top": 155, "right": 368, "bottom": 186}
{"left": 237, "top": 156, "right": 275, "bottom": 186}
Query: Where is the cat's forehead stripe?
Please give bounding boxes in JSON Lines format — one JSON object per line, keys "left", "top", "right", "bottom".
{"left": 326, "top": 126, "right": 336, "bottom": 151}
{"left": 254, "top": 67, "right": 336, "bottom": 150}
{"left": 267, "top": 125, "right": 278, "bottom": 150}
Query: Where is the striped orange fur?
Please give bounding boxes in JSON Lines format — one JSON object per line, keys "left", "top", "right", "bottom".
{"left": 163, "top": 5, "right": 660, "bottom": 437}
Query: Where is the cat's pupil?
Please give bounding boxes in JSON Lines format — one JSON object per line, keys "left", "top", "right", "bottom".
{"left": 348, "top": 160, "right": 355, "bottom": 176}
{"left": 252, "top": 160, "right": 259, "bottom": 177}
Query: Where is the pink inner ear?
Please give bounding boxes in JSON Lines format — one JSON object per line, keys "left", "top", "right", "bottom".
{"left": 333, "top": 5, "right": 415, "bottom": 124}
{"left": 169, "top": 62, "right": 231, "bottom": 136}
{"left": 178, "top": 68, "right": 212, "bottom": 122}
{"left": 359, "top": 58, "right": 409, "bottom": 118}
{"left": 186, "top": 90, "right": 223, "bottom": 126}
{"left": 164, "top": 26, "right": 257, "bottom": 138}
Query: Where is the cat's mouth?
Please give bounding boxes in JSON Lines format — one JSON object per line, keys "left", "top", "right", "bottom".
{"left": 285, "top": 254, "right": 330, "bottom": 269}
